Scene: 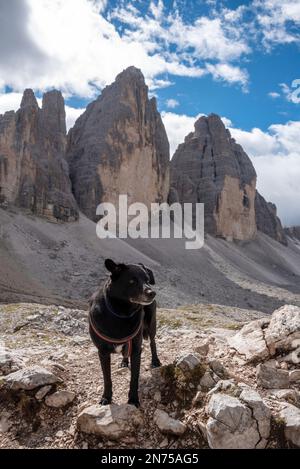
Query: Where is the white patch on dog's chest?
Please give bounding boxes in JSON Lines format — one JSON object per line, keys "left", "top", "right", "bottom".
{"left": 114, "top": 345, "right": 123, "bottom": 353}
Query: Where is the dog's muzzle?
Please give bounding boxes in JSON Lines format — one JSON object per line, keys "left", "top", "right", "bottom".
{"left": 144, "top": 287, "right": 156, "bottom": 301}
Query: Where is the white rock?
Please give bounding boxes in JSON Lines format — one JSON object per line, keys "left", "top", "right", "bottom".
{"left": 0, "top": 349, "right": 24, "bottom": 376}
{"left": 153, "top": 409, "right": 186, "bottom": 436}
{"left": 239, "top": 388, "right": 271, "bottom": 440}
{"left": 35, "top": 385, "right": 52, "bottom": 401}
{"left": 265, "top": 305, "right": 300, "bottom": 356}
{"left": 227, "top": 319, "right": 270, "bottom": 363}
{"left": 279, "top": 403, "right": 300, "bottom": 447}
{"left": 256, "top": 364, "right": 289, "bottom": 389}
{"left": 269, "top": 389, "right": 300, "bottom": 405}
{"left": 4, "top": 366, "right": 61, "bottom": 390}
{"left": 77, "top": 404, "right": 143, "bottom": 440}
{"left": 45, "top": 390, "right": 75, "bottom": 408}
{"left": 206, "top": 393, "right": 262, "bottom": 449}
{"left": 207, "top": 379, "right": 238, "bottom": 397}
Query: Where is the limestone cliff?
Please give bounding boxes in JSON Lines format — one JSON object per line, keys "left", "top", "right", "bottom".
{"left": 255, "top": 191, "right": 287, "bottom": 245}
{"left": 170, "top": 114, "right": 257, "bottom": 241}
{"left": 67, "top": 66, "right": 170, "bottom": 221}
{"left": 0, "top": 89, "right": 78, "bottom": 221}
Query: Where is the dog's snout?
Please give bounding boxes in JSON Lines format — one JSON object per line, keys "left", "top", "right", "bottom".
{"left": 145, "top": 287, "right": 156, "bottom": 299}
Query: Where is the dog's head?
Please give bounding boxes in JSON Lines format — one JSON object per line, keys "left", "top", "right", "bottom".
{"left": 104, "top": 259, "right": 156, "bottom": 305}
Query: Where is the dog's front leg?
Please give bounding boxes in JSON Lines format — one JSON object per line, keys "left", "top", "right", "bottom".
{"left": 128, "top": 341, "right": 142, "bottom": 408}
{"left": 98, "top": 350, "right": 112, "bottom": 405}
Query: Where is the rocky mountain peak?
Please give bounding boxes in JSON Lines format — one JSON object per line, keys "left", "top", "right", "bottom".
{"left": 171, "top": 113, "right": 287, "bottom": 244}
{"left": 67, "top": 68, "right": 170, "bottom": 221}
{"left": 171, "top": 113, "right": 257, "bottom": 240}
{"left": 20, "top": 89, "right": 39, "bottom": 109}
{"left": 0, "top": 90, "right": 77, "bottom": 221}
{"left": 115, "top": 65, "right": 145, "bottom": 83}
{"left": 42, "top": 90, "right": 66, "bottom": 136}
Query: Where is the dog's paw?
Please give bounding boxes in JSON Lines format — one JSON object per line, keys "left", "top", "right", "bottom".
{"left": 151, "top": 359, "right": 161, "bottom": 368}
{"left": 100, "top": 397, "right": 111, "bottom": 406}
{"left": 128, "top": 399, "right": 140, "bottom": 408}
{"left": 119, "top": 359, "right": 129, "bottom": 368}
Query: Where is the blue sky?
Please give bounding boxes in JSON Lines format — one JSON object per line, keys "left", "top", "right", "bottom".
{"left": 0, "top": 0, "right": 300, "bottom": 225}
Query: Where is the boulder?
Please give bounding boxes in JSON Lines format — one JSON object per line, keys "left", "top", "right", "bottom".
{"left": 279, "top": 404, "right": 300, "bottom": 447}
{"left": 0, "top": 349, "right": 24, "bottom": 376}
{"left": 239, "top": 388, "right": 271, "bottom": 442}
{"left": 35, "top": 385, "right": 52, "bottom": 401}
{"left": 208, "top": 360, "right": 229, "bottom": 379}
{"left": 289, "top": 370, "right": 300, "bottom": 383}
{"left": 153, "top": 409, "right": 186, "bottom": 436}
{"left": 206, "top": 393, "right": 261, "bottom": 449}
{"left": 228, "top": 318, "right": 270, "bottom": 363}
{"left": 265, "top": 305, "right": 300, "bottom": 356}
{"left": 194, "top": 337, "right": 213, "bottom": 356}
{"left": 269, "top": 389, "right": 300, "bottom": 406}
{"left": 3, "top": 366, "right": 61, "bottom": 390}
{"left": 45, "top": 390, "right": 75, "bottom": 408}
{"left": 199, "top": 371, "right": 219, "bottom": 391}
{"left": 256, "top": 364, "right": 289, "bottom": 389}
{"left": 77, "top": 404, "right": 143, "bottom": 440}
{"left": 175, "top": 353, "right": 202, "bottom": 372}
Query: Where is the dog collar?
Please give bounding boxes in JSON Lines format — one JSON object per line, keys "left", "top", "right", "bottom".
{"left": 89, "top": 311, "right": 143, "bottom": 358}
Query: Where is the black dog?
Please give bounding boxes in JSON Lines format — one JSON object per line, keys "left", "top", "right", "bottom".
{"left": 89, "top": 259, "right": 161, "bottom": 408}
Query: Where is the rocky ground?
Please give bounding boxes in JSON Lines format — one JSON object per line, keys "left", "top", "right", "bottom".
{"left": 1, "top": 207, "right": 300, "bottom": 314}
{"left": 0, "top": 302, "right": 299, "bottom": 449}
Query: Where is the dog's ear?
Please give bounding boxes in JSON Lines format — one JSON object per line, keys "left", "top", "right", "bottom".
{"left": 105, "top": 259, "right": 117, "bottom": 273}
{"left": 139, "top": 263, "right": 155, "bottom": 285}
{"left": 105, "top": 259, "right": 127, "bottom": 278}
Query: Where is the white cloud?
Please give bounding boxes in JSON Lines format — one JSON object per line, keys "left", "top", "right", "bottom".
{"left": 111, "top": 2, "right": 250, "bottom": 88}
{"left": 161, "top": 112, "right": 202, "bottom": 156}
{"left": 65, "top": 106, "right": 85, "bottom": 131}
{"left": 1, "top": 0, "right": 300, "bottom": 100}
{"left": 0, "top": 0, "right": 252, "bottom": 98}
{"left": 0, "top": 92, "right": 26, "bottom": 115}
{"left": 280, "top": 82, "right": 300, "bottom": 104}
{"left": 205, "top": 63, "right": 249, "bottom": 89}
{"left": 166, "top": 99, "right": 179, "bottom": 109}
{"left": 268, "top": 91, "right": 280, "bottom": 99}
{"left": 254, "top": 0, "right": 300, "bottom": 47}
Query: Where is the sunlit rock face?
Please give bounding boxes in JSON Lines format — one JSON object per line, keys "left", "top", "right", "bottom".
{"left": 170, "top": 114, "right": 257, "bottom": 241}
{"left": 67, "top": 66, "right": 170, "bottom": 221}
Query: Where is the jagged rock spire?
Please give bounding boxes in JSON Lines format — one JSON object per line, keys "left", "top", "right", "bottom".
{"left": 20, "top": 89, "right": 38, "bottom": 109}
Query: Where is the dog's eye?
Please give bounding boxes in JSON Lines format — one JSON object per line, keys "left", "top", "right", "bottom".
{"left": 129, "top": 278, "right": 136, "bottom": 285}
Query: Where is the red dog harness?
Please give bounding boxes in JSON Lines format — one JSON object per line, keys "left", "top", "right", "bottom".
{"left": 89, "top": 312, "right": 143, "bottom": 359}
